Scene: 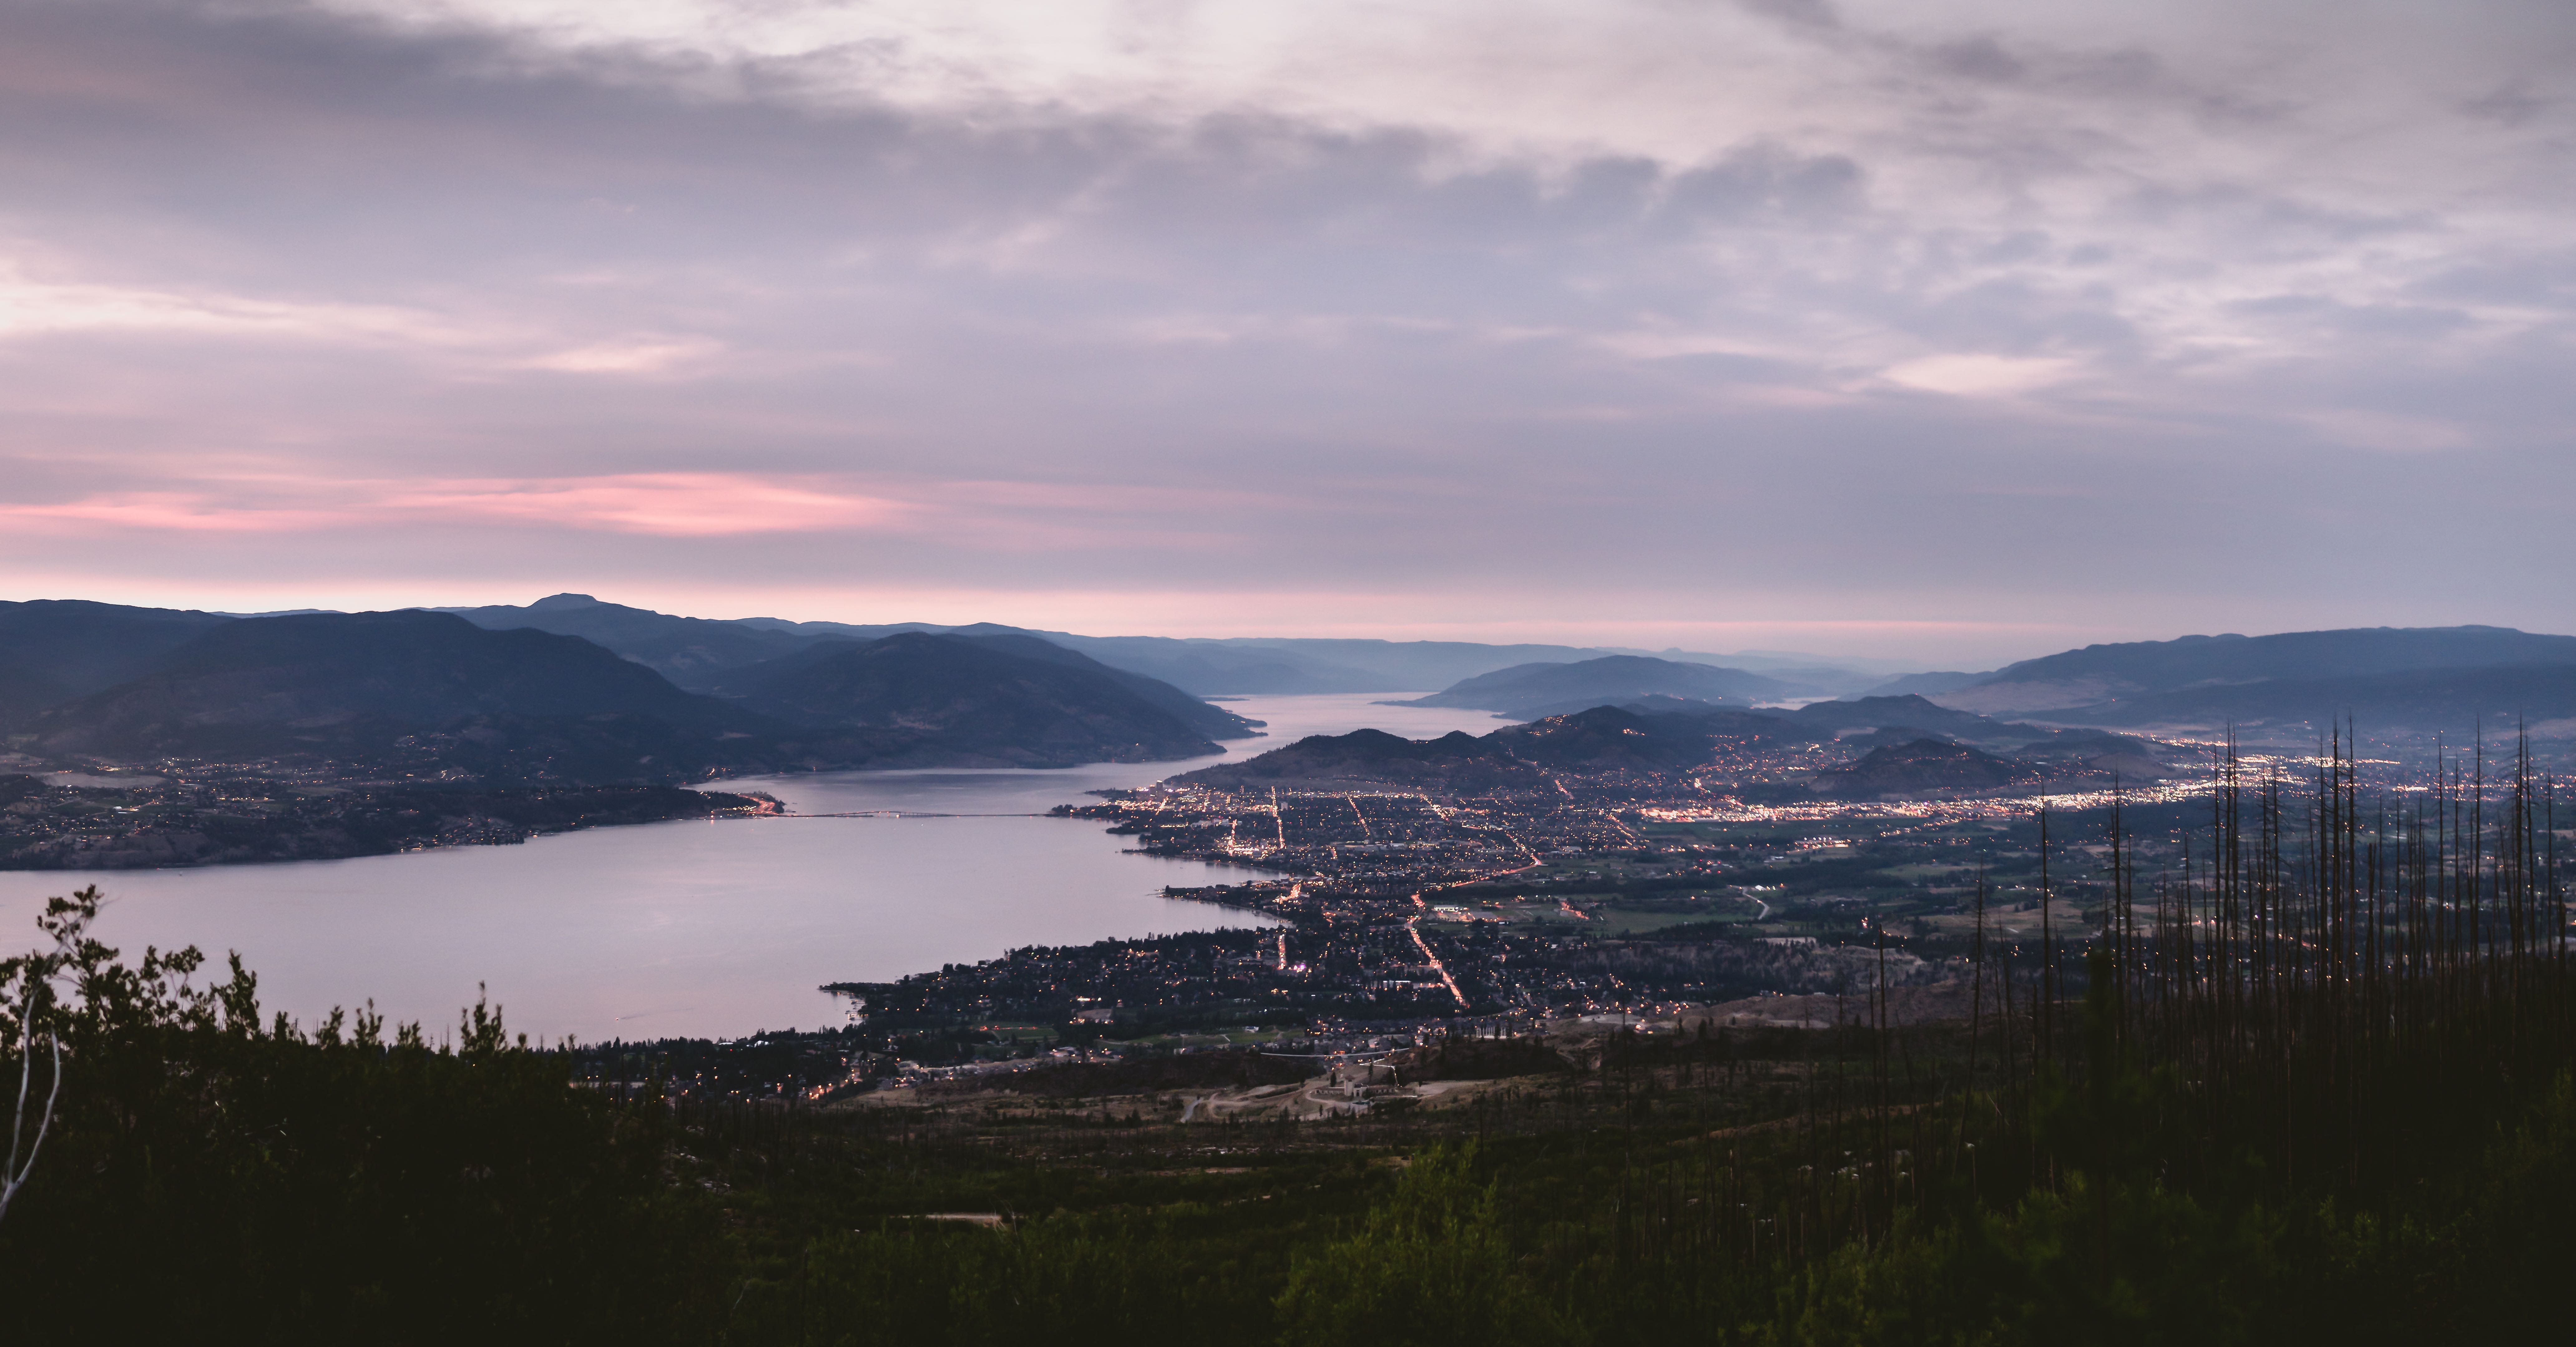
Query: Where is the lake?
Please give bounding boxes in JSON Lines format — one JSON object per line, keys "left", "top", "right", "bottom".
{"left": 0, "top": 693, "right": 1511, "bottom": 1042}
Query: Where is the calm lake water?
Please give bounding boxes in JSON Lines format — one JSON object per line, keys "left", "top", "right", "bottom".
{"left": 0, "top": 693, "right": 1512, "bottom": 1042}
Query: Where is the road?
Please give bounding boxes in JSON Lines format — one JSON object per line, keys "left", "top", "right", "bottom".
{"left": 1406, "top": 915, "right": 1470, "bottom": 1007}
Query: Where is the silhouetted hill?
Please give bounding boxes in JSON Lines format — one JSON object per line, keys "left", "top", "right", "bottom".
{"left": 0, "top": 600, "right": 236, "bottom": 727}
{"left": 1808, "top": 740, "right": 2030, "bottom": 798}
{"left": 1941, "top": 626, "right": 2576, "bottom": 718}
{"left": 1174, "top": 727, "right": 1526, "bottom": 790}
{"left": 1179, "top": 705, "right": 1794, "bottom": 790}
{"left": 937, "top": 634, "right": 1257, "bottom": 740}
{"left": 26, "top": 611, "right": 779, "bottom": 784}
{"left": 1512, "top": 693, "right": 1741, "bottom": 719}
{"left": 1486, "top": 705, "right": 1744, "bottom": 772}
{"left": 450, "top": 596, "right": 1252, "bottom": 744}
{"left": 719, "top": 633, "right": 1230, "bottom": 768}
{"left": 1172, "top": 696, "right": 2177, "bottom": 802}
{"left": 12, "top": 609, "right": 1267, "bottom": 780}
{"left": 1389, "top": 656, "right": 1786, "bottom": 716}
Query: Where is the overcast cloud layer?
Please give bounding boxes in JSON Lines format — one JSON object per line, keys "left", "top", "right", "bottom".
{"left": 2, "top": 0, "right": 2571, "bottom": 666}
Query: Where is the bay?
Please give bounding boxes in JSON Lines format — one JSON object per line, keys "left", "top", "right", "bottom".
{"left": 0, "top": 693, "right": 1511, "bottom": 1042}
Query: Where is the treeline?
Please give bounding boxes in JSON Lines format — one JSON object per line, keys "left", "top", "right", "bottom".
{"left": 0, "top": 888, "right": 725, "bottom": 1342}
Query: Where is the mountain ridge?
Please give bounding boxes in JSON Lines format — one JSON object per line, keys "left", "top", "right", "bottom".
{"left": 1937, "top": 626, "right": 2576, "bottom": 723}
{"left": 714, "top": 632, "right": 1240, "bottom": 769}
{"left": 1386, "top": 655, "right": 1792, "bottom": 716}
{"left": 0, "top": 599, "right": 238, "bottom": 729}
{"left": 450, "top": 595, "right": 1887, "bottom": 695}
{"left": 14, "top": 611, "right": 1264, "bottom": 783}
{"left": 25, "top": 610, "right": 778, "bottom": 786}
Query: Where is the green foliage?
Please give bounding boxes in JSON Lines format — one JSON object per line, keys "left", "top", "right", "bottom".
{"left": 738, "top": 1206, "right": 1293, "bottom": 1347}
{"left": 1276, "top": 1143, "right": 1579, "bottom": 1347}
{"left": 0, "top": 886, "right": 729, "bottom": 1345}
{"left": 1764, "top": 1177, "right": 2288, "bottom": 1346}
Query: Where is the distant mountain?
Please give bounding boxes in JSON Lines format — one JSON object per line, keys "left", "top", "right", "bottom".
{"left": 1781, "top": 695, "right": 2050, "bottom": 746}
{"left": 1184, "top": 640, "right": 1862, "bottom": 697}
{"left": 2032, "top": 663, "right": 2576, "bottom": 737}
{"left": 1854, "top": 670, "right": 1989, "bottom": 699}
{"left": 1807, "top": 740, "right": 2030, "bottom": 799}
{"left": 1386, "top": 656, "right": 1789, "bottom": 717}
{"left": 448, "top": 594, "right": 1883, "bottom": 695}
{"left": 446, "top": 596, "right": 1253, "bottom": 748}
{"left": 2011, "top": 732, "right": 2185, "bottom": 780}
{"left": 441, "top": 593, "right": 806, "bottom": 686}
{"left": 1171, "top": 696, "right": 2172, "bottom": 801}
{"left": 1483, "top": 705, "right": 1753, "bottom": 773}
{"left": 1937, "top": 626, "right": 2576, "bottom": 720}
{"left": 1716, "top": 666, "right": 1883, "bottom": 697}
{"left": 1024, "top": 638, "right": 1374, "bottom": 695}
{"left": 930, "top": 634, "right": 1258, "bottom": 741}
{"left": 1173, "top": 728, "right": 1528, "bottom": 791}
{"left": 1685, "top": 647, "right": 1923, "bottom": 679}
{"left": 716, "top": 633, "right": 1239, "bottom": 768}
{"left": 1763, "top": 734, "right": 2181, "bottom": 804}
{"left": 443, "top": 597, "right": 1257, "bottom": 736}
{"left": 0, "top": 600, "right": 236, "bottom": 728}
{"left": 1178, "top": 705, "right": 1805, "bottom": 791}
{"left": 1512, "top": 693, "right": 1738, "bottom": 719}
{"left": 776, "top": 628, "right": 1857, "bottom": 696}
{"left": 444, "top": 596, "right": 1409, "bottom": 693}
{"left": 25, "top": 611, "right": 779, "bottom": 784}
{"left": 15, "top": 609, "right": 1270, "bottom": 781}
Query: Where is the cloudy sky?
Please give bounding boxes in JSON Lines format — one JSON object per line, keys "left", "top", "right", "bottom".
{"left": 2, "top": 0, "right": 2570, "bottom": 666}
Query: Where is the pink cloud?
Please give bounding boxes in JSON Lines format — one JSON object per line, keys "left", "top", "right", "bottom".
{"left": 0, "top": 474, "right": 919, "bottom": 538}
{"left": 0, "top": 472, "right": 1286, "bottom": 551}
{"left": 0, "top": 492, "right": 355, "bottom": 533}
{"left": 387, "top": 474, "right": 916, "bottom": 536}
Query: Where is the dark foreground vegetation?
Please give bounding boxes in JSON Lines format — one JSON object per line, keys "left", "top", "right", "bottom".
{"left": 6, "top": 734, "right": 2575, "bottom": 1344}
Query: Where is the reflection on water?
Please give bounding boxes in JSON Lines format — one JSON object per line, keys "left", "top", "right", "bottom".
{"left": 0, "top": 693, "right": 1511, "bottom": 1042}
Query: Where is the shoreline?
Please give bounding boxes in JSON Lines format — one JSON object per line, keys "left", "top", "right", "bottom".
{"left": 0, "top": 774, "right": 782, "bottom": 871}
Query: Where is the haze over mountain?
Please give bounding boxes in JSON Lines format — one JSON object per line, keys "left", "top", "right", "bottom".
{"left": 447, "top": 595, "right": 1886, "bottom": 696}
{"left": 1927, "top": 626, "right": 2576, "bottom": 735}
{"left": 1853, "top": 671, "right": 1991, "bottom": 700}
{"left": 1388, "top": 655, "right": 1798, "bottom": 717}
{"left": 2023, "top": 666, "right": 2576, "bottom": 738}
